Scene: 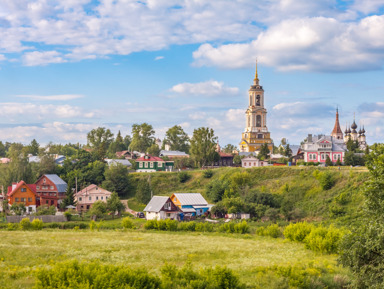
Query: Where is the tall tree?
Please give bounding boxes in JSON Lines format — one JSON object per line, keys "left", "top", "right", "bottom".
{"left": 123, "top": 135, "right": 132, "bottom": 150}
{"left": 223, "top": 144, "right": 237, "bottom": 154}
{"left": 136, "top": 178, "right": 151, "bottom": 204}
{"left": 0, "top": 141, "right": 6, "bottom": 157}
{"left": 28, "top": 139, "right": 40, "bottom": 155}
{"left": 108, "top": 130, "right": 126, "bottom": 154}
{"left": 340, "top": 144, "right": 384, "bottom": 288}
{"left": 190, "top": 127, "right": 217, "bottom": 167}
{"left": 164, "top": 125, "right": 190, "bottom": 153}
{"left": 61, "top": 178, "right": 76, "bottom": 209}
{"left": 102, "top": 163, "right": 131, "bottom": 197}
{"left": 147, "top": 144, "right": 160, "bottom": 156}
{"left": 106, "top": 192, "right": 125, "bottom": 218}
{"left": 284, "top": 144, "right": 292, "bottom": 158}
{"left": 129, "top": 123, "right": 155, "bottom": 153}
{"left": 258, "top": 144, "right": 270, "bottom": 160}
{"left": 87, "top": 127, "right": 114, "bottom": 160}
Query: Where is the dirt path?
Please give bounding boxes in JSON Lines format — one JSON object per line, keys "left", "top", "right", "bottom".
{"left": 121, "top": 200, "right": 137, "bottom": 215}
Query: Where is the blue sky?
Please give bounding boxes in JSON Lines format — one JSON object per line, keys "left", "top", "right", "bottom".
{"left": 0, "top": 0, "right": 384, "bottom": 147}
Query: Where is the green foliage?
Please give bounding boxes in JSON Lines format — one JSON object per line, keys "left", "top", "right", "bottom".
{"left": 178, "top": 221, "right": 196, "bottom": 231}
{"left": 89, "top": 201, "right": 107, "bottom": 219}
{"left": 344, "top": 151, "right": 365, "bottom": 166}
{"left": 206, "top": 179, "right": 228, "bottom": 202}
{"left": 147, "top": 143, "right": 160, "bottom": 156}
{"left": 19, "top": 218, "right": 32, "bottom": 230}
{"left": 10, "top": 203, "right": 26, "bottom": 215}
{"left": 265, "top": 208, "right": 280, "bottom": 222}
{"left": 218, "top": 221, "right": 249, "bottom": 234}
{"left": 106, "top": 192, "right": 126, "bottom": 217}
{"left": 195, "top": 222, "right": 214, "bottom": 232}
{"left": 284, "top": 222, "right": 314, "bottom": 242}
{"left": 202, "top": 169, "right": 213, "bottom": 178}
{"left": 233, "top": 155, "right": 241, "bottom": 165}
{"left": 258, "top": 143, "right": 270, "bottom": 160}
{"left": 34, "top": 259, "right": 161, "bottom": 289}
{"left": 256, "top": 224, "right": 281, "bottom": 238}
{"left": 31, "top": 218, "right": 43, "bottom": 230}
{"left": 129, "top": 123, "right": 155, "bottom": 153}
{"left": 136, "top": 178, "right": 152, "bottom": 204}
{"left": 35, "top": 205, "right": 56, "bottom": 216}
{"left": 190, "top": 127, "right": 218, "bottom": 167}
{"left": 325, "top": 155, "right": 333, "bottom": 167}
{"left": 234, "top": 221, "right": 250, "bottom": 234}
{"left": 121, "top": 217, "right": 134, "bottom": 229}
{"left": 102, "top": 163, "right": 131, "bottom": 197}
{"left": 164, "top": 125, "right": 190, "bottom": 153}
{"left": 319, "top": 171, "right": 335, "bottom": 190}
{"left": 64, "top": 211, "right": 72, "bottom": 221}
{"left": 89, "top": 220, "right": 96, "bottom": 231}
{"left": 87, "top": 127, "right": 114, "bottom": 160}
{"left": 178, "top": 171, "right": 191, "bottom": 183}
{"left": 7, "top": 223, "right": 19, "bottom": 231}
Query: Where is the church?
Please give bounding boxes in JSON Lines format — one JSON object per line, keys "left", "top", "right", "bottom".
{"left": 239, "top": 62, "right": 273, "bottom": 153}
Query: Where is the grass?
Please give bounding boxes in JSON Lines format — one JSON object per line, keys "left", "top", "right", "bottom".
{"left": 127, "top": 198, "right": 146, "bottom": 212}
{"left": 0, "top": 229, "right": 349, "bottom": 288}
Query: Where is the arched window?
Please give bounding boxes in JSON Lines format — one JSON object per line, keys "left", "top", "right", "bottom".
{"left": 256, "top": 115, "right": 262, "bottom": 127}
{"left": 256, "top": 95, "right": 261, "bottom": 106}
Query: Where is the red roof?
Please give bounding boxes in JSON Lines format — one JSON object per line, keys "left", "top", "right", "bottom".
{"left": 219, "top": 152, "right": 233, "bottom": 158}
{"left": 7, "top": 181, "right": 37, "bottom": 197}
{"left": 136, "top": 155, "right": 165, "bottom": 162}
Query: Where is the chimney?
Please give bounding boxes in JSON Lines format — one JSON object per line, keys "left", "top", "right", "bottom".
{"left": 308, "top": 134, "right": 312, "bottom": 143}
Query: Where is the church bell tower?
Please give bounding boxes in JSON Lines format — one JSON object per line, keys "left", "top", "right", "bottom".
{"left": 239, "top": 61, "right": 273, "bottom": 153}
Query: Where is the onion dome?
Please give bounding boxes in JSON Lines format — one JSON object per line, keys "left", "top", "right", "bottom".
{"left": 362, "top": 126, "right": 366, "bottom": 134}
{"left": 351, "top": 120, "right": 357, "bottom": 130}
{"left": 358, "top": 128, "right": 362, "bottom": 135}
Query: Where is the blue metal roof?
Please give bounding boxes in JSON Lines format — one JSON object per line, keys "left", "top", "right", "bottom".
{"left": 45, "top": 174, "right": 67, "bottom": 193}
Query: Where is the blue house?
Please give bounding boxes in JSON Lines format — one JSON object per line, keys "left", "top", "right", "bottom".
{"left": 170, "top": 193, "right": 213, "bottom": 217}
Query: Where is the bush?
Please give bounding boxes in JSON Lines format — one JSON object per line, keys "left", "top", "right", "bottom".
{"left": 202, "top": 169, "right": 213, "bottom": 178}
{"left": 63, "top": 211, "right": 72, "bottom": 221}
{"left": 234, "top": 221, "right": 250, "bottom": 234}
{"left": 178, "top": 171, "right": 191, "bottom": 183}
{"left": 195, "top": 222, "right": 214, "bottom": 232}
{"left": 34, "top": 260, "right": 161, "bottom": 289}
{"left": 19, "top": 218, "right": 32, "bottom": 230}
{"left": 304, "top": 225, "right": 344, "bottom": 254}
{"left": 284, "top": 222, "right": 314, "bottom": 242}
{"left": 218, "top": 222, "right": 235, "bottom": 233}
{"left": 319, "top": 172, "right": 335, "bottom": 190}
{"left": 122, "top": 217, "right": 134, "bottom": 229}
{"left": 89, "top": 220, "right": 96, "bottom": 231}
{"left": 178, "top": 221, "right": 196, "bottom": 231}
{"left": 31, "top": 218, "right": 43, "bottom": 230}
{"left": 265, "top": 208, "right": 280, "bottom": 222}
{"left": 144, "top": 220, "right": 158, "bottom": 230}
{"left": 7, "top": 223, "right": 18, "bottom": 231}
{"left": 256, "top": 224, "right": 281, "bottom": 238}
{"left": 165, "top": 219, "right": 178, "bottom": 231}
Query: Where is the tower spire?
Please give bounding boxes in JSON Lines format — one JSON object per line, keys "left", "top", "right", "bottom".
{"left": 254, "top": 59, "right": 259, "bottom": 85}
{"left": 331, "top": 107, "right": 343, "bottom": 140}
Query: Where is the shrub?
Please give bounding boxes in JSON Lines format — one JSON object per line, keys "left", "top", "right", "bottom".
{"left": 178, "top": 221, "right": 196, "bottom": 231}
{"left": 144, "top": 220, "right": 158, "bottom": 230}
{"left": 319, "top": 172, "right": 335, "bottom": 190}
{"left": 265, "top": 208, "right": 280, "bottom": 222}
{"left": 284, "top": 222, "right": 314, "bottom": 242}
{"left": 122, "top": 217, "right": 134, "bottom": 229}
{"left": 304, "top": 225, "right": 344, "bottom": 254}
{"left": 234, "top": 221, "right": 250, "bottom": 234}
{"left": 202, "top": 169, "right": 213, "bottom": 178}
{"left": 178, "top": 171, "right": 191, "bottom": 183}
{"left": 7, "top": 223, "right": 18, "bottom": 231}
{"left": 165, "top": 219, "right": 178, "bottom": 231}
{"left": 34, "top": 260, "right": 161, "bottom": 289}
{"left": 31, "top": 218, "right": 43, "bottom": 230}
{"left": 195, "top": 222, "right": 214, "bottom": 232}
{"left": 89, "top": 220, "right": 96, "bottom": 231}
{"left": 256, "top": 224, "right": 281, "bottom": 238}
{"left": 218, "top": 222, "right": 235, "bottom": 233}
{"left": 63, "top": 211, "right": 72, "bottom": 221}
{"left": 19, "top": 218, "right": 32, "bottom": 230}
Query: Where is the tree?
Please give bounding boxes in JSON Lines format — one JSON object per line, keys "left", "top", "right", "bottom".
{"left": 38, "top": 154, "right": 57, "bottom": 176}
{"left": 89, "top": 201, "right": 107, "bottom": 220}
{"left": 346, "top": 138, "right": 360, "bottom": 153}
{"left": 84, "top": 160, "right": 106, "bottom": 185}
{"left": 102, "top": 163, "right": 131, "bottom": 197}
{"left": 223, "top": 144, "right": 237, "bottom": 154}
{"left": 129, "top": 123, "right": 155, "bottom": 153}
{"left": 258, "top": 144, "right": 270, "bottom": 160}
{"left": 123, "top": 135, "right": 132, "bottom": 150}
{"left": 61, "top": 178, "right": 76, "bottom": 209}
{"left": 10, "top": 203, "right": 26, "bottom": 215}
{"left": 233, "top": 155, "right": 242, "bottom": 165}
{"left": 108, "top": 130, "right": 126, "bottom": 155}
{"left": 339, "top": 144, "right": 384, "bottom": 288}
{"left": 106, "top": 192, "right": 125, "bottom": 218}
{"left": 0, "top": 141, "right": 6, "bottom": 157}
{"left": 344, "top": 151, "right": 365, "bottom": 166}
{"left": 28, "top": 139, "right": 40, "bottom": 155}
{"left": 284, "top": 144, "right": 292, "bottom": 158}
{"left": 190, "top": 127, "right": 217, "bottom": 167}
{"left": 164, "top": 125, "right": 190, "bottom": 153}
{"left": 136, "top": 179, "right": 151, "bottom": 204}
{"left": 325, "top": 155, "right": 333, "bottom": 167}
{"left": 87, "top": 127, "right": 114, "bottom": 160}
{"left": 147, "top": 144, "right": 160, "bottom": 157}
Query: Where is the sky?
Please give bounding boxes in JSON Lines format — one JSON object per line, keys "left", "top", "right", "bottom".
{"left": 0, "top": 0, "right": 384, "bottom": 147}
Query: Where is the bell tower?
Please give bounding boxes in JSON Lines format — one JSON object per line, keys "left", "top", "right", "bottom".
{"left": 239, "top": 61, "right": 273, "bottom": 153}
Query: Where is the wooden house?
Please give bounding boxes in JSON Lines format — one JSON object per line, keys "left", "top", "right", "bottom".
{"left": 7, "top": 181, "right": 37, "bottom": 213}
{"left": 170, "top": 193, "right": 212, "bottom": 217}
{"left": 35, "top": 174, "right": 67, "bottom": 208}
{"left": 144, "top": 196, "right": 180, "bottom": 220}
{"left": 75, "top": 184, "right": 113, "bottom": 212}
{"left": 135, "top": 155, "right": 174, "bottom": 172}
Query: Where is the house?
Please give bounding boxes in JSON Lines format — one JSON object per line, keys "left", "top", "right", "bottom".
{"left": 135, "top": 155, "right": 174, "bottom": 172}
{"left": 241, "top": 156, "right": 267, "bottom": 168}
{"left": 159, "top": 150, "right": 189, "bottom": 159}
{"left": 170, "top": 193, "right": 213, "bottom": 216}
{"left": 143, "top": 196, "right": 180, "bottom": 220}
{"left": 75, "top": 184, "right": 112, "bottom": 212}
{"left": 55, "top": 155, "right": 66, "bottom": 165}
{"left": 212, "top": 143, "right": 233, "bottom": 167}
{"left": 105, "top": 159, "right": 132, "bottom": 168}
{"left": 116, "top": 150, "right": 134, "bottom": 159}
{"left": 7, "top": 181, "right": 37, "bottom": 213}
{"left": 301, "top": 134, "right": 346, "bottom": 164}
{"left": 35, "top": 174, "right": 67, "bottom": 208}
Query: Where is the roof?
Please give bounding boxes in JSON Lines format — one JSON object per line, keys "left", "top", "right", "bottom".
{"left": 218, "top": 152, "right": 233, "bottom": 158}
{"left": 7, "top": 181, "right": 37, "bottom": 197}
{"left": 136, "top": 155, "right": 165, "bottom": 162}
{"left": 159, "top": 150, "right": 189, "bottom": 157}
{"left": 144, "top": 196, "right": 170, "bottom": 212}
{"left": 29, "top": 156, "right": 40, "bottom": 163}
{"left": 116, "top": 150, "right": 131, "bottom": 158}
{"left": 290, "top": 145, "right": 301, "bottom": 156}
{"left": 181, "top": 208, "right": 196, "bottom": 213}
{"left": 43, "top": 174, "right": 67, "bottom": 193}
{"left": 105, "top": 159, "right": 132, "bottom": 167}
{"left": 173, "top": 193, "right": 208, "bottom": 206}
{"left": 242, "top": 156, "right": 260, "bottom": 162}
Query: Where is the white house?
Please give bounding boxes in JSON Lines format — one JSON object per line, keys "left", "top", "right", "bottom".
{"left": 241, "top": 156, "right": 268, "bottom": 168}
{"left": 75, "top": 184, "right": 113, "bottom": 212}
{"left": 144, "top": 196, "right": 180, "bottom": 220}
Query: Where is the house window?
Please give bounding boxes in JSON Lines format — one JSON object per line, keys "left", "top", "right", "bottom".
{"left": 321, "top": 154, "right": 326, "bottom": 160}
{"left": 28, "top": 198, "right": 32, "bottom": 202}
{"left": 96, "top": 187, "right": 98, "bottom": 190}
{"left": 106, "top": 196, "right": 108, "bottom": 200}
{"left": 15, "top": 198, "right": 19, "bottom": 202}
{"left": 101, "top": 196, "right": 103, "bottom": 200}
{"left": 144, "top": 162, "right": 148, "bottom": 168}
{"left": 43, "top": 178, "right": 46, "bottom": 183}
{"left": 46, "top": 200, "right": 49, "bottom": 204}
{"left": 150, "top": 162, "right": 154, "bottom": 168}
{"left": 36, "top": 186, "right": 40, "bottom": 189}
{"left": 96, "top": 196, "right": 99, "bottom": 200}
{"left": 244, "top": 162, "right": 246, "bottom": 166}
{"left": 89, "top": 197, "right": 92, "bottom": 201}
{"left": 139, "top": 162, "right": 143, "bottom": 168}
{"left": 254, "top": 162, "right": 256, "bottom": 166}
{"left": 21, "top": 198, "right": 26, "bottom": 202}
{"left": 79, "top": 197, "right": 82, "bottom": 201}
{"left": 21, "top": 188, "right": 27, "bottom": 192}
{"left": 50, "top": 186, "right": 54, "bottom": 190}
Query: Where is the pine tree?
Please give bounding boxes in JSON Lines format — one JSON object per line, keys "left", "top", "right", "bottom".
{"left": 325, "top": 155, "right": 333, "bottom": 166}
{"left": 136, "top": 179, "right": 151, "bottom": 204}
{"left": 61, "top": 179, "right": 76, "bottom": 209}
{"left": 258, "top": 144, "right": 270, "bottom": 160}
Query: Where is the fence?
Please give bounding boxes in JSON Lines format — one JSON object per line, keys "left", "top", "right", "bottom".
{"left": 6, "top": 215, "right": 67, "bottom": 223}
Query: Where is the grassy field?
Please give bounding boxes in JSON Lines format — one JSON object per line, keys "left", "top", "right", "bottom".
{"left": 0, "top": 229, "right": 349, "bottom": 288}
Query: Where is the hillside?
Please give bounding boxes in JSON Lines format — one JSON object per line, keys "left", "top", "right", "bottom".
{"left": 129, "top": 167, "right": 368, "bottom": 225}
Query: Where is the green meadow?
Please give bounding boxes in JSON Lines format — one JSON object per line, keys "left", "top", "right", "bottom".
{"left": 0, "top": 229, "right": 349, "bottom": 288}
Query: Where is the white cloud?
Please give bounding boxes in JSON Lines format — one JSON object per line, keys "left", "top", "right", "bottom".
{"left": 352, "top": 0, "right": 384, "bottom": 14}
{"left": 273, "top": 101, "right": 334, "bottom": 117}
{"left": 23, "top": 50, "right": 67, "bottom": 66}
{"left": 155, "top": 56, "right": 164, "bottom": 61}
{"left": 189, "top": 112, "right": 207, "bottom": 120}
{"left": 193, "top": 16, "right": 384, "bottom": 72}
{"left": 0, "top": 54, "right": 5, "bottom": 61}
{"left": 16, "top": 94, "right": 84, "bottom": 101}
{"left": 0, "top": 103, "right": 96, "bottom": 121}
{"left": 170, "top": 80, "right": 239, "bottom": 96}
